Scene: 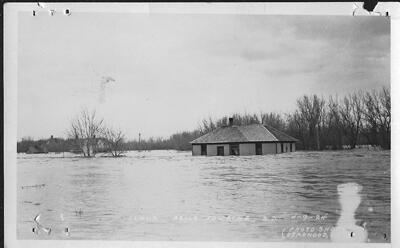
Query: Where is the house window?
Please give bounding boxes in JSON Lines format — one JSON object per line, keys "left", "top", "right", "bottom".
{"left": 217, "top": 146, "right": 225, "bottom": 156}
{"left": 201, "top": 144, "right": 207, "bottom": 155}
{"left": 255, "top": 143, "right": 262, "bottom": 155}
{"left": 229, "top": 144, "right": 239, "bottom": 156}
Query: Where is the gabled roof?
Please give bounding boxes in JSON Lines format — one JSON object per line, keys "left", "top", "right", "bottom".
{"left": 263, "top": 124, "right": 299, "bottom": 143}
{"left": 190, "top": 124, "right": 298, "bottom": 144}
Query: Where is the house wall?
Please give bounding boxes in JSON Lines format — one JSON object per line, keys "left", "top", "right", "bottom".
{"left": 192, "top": 145, "right": 201, "bottom": 156}
{"left": 278, "top": 142, "right": 295, "bottom": 153}
{"left": 206, "top": 144, "right": 229, "bottom": 156}
{"left": 239, "top": 143, "right": 256, "bottom": 156}
{"left": 224, "top": 145, "right": 230, "bottom": 155}
{"left": 262, "top": 143, "right": 276, "bottom": 155}
{"left": 192, "top": 142, "right": 296, "bottom": 156}
{"left": 276, "top": 143, "right": 282, "bottom": 153}
{"left": 283, "top": 143, "right": 289, "bottom": 153}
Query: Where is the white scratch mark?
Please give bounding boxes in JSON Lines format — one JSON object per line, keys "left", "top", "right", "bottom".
{"left": 330, "top": 182, "right": 368, "bottom": 242}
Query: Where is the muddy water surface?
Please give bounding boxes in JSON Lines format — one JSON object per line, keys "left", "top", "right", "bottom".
{"left": 17, "top": 150, "right": 390, "bottom": 242}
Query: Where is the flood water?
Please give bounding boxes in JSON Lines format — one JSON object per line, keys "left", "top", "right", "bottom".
{"left": 17, "top": 150, "right": 390, "bottom": 242}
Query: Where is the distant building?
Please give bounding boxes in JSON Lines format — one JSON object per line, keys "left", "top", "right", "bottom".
{"left": 70, "top": 138, "right": 108, "bottom": 154}
{"left": 190, "top": 119, "right": 298, "bottom": 156}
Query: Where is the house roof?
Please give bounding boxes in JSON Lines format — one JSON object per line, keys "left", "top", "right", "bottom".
{"left": 190, "top": 124, "right": 298, "bottom": 144}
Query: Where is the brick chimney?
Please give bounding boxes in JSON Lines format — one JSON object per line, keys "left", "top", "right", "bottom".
{"left": 229, "top": 117, "right": 234, "bottom": 126}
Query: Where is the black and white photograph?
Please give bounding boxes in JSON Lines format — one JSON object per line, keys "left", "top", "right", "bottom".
{"left": 4, "top": 2, "right": 398, "bottom": 247}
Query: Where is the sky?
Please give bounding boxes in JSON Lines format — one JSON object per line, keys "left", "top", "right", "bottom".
{"left": 17, "top": 13, "right": 390, "bottom": 140}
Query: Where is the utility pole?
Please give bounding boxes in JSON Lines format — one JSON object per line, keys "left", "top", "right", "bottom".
{"left": 138, "top": 133, "right": 141, "bottom": 151}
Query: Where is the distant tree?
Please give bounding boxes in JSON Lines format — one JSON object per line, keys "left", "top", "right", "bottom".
{"left": 199, "top": 117, "right": 217, "bottom": 135}
{"left": 215, "top": 116, "right": 229, "bottom": 128}
{"left": 362, "top": 90, "right": 380, "bottom": 145}
{"left": 68, "top": 109, "right": 104, "bottom": 157}
{"left": 261, "top": 112, "right": 286, "bottom": 130}
{"left": 362, "top": 87, "right": 391, "bottom": 149}
{"left": 102, "top": 126, "right": 126, "bottom": 157}
{"left": 379, "top": 87, "right": 391, "bottom": 149}
{"left": 326, "top": 96, "right": 343, "bottom": 149}
{"left": 340, "top": 92, "right": 364, "bottom": 148}
{"left": 286, "top": 111, "right": 307, "bottom": 149}
{"left": 296, "top": 95, "right": 325, "bottom": 150}
{"left": 167, "top": 130, "right": 199, "bottom": 150}
{"left": 231, "top": 113, "right": 260, "bottom": 125}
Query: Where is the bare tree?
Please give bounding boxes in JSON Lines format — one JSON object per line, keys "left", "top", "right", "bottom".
{"left": 102, "top": 127, "right": 126, "bottom": 157}
{"left": 286, "top": 110, "right": 307, "bottom": 149}
{"left": 340, "top": 92, "right": 364, "bottom": 148}
{"left": 326, "top": 96, "right": 343, "bottom": 149}
{"left": 362, "top": 90, "right": 380, "bottom": 145}
{"left": 379, "top": 86, "right": 391, "bottom": 149}
{"left": 296, "top": 95, "right": 325, "bottom": 150}
{"left": 198, "top": 117, "right": 217, "bottom": 135}
{"left": 68, "top": 109, "right": 104, "bottom": 157}
{"left": 261, "top": 112, "right": 286, "bottom": 130}
{"left": 361, "top": 87, "right": 390, "bottom": 148}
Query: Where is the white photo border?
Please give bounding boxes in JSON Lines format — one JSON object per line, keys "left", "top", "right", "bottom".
{"left": 4, "top": 2, "right": 399, "bottom": 248}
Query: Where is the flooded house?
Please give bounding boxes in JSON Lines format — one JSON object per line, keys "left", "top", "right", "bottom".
{"left": 190, "top": 119, "right": 298, "bottom": 156}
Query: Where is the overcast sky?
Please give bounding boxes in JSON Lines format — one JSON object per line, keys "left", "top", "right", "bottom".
{"left": 18, "top": 13, "right": 390, "bottom": 140}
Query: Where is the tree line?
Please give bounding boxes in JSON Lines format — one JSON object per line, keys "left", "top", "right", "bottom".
{"left": 191, "top": 87, "right": 390, "bottom": 150}
{"left": 17, "top": 87, "right": 390, "bottom": 155}
{"left": 121, "top": 87, "right": 390, "bottom": 151}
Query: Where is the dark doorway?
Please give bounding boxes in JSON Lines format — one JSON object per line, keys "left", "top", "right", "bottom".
{"left": 281, "top": 143, "right": 284, "bottom": 153}
{"left": 201, "top": 144, "right": 207, "bottom": 155}
{"left": 217, "top": 146, "right": 224, "bottom": 156}
{"left": 255, "top": 143, "right": 262, "bottom": 155}
{"left": 290, "top": 143, "right": 293, "bottom": 152}
{"left": 229, "top": 144, "right": 239, "bottom": 156}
